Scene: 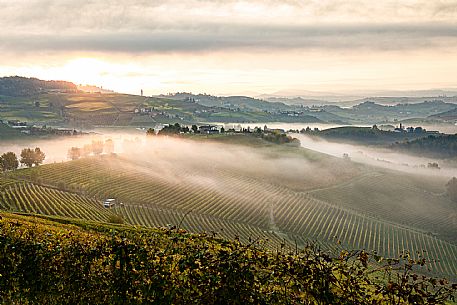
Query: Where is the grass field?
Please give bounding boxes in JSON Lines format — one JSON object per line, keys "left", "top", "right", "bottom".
{"left": 1, "top": 136, "right": 456, "bottom": 280}
{"left": 0, "top": 94, "right": 61, "bottom": 123}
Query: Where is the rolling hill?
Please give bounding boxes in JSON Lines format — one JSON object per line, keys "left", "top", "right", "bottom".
{"left": 1, "top": 135, "right": 456, "bottom": 280}
{"left": 429, "top": 108, "right": 457, "bottom": 122}
{"left": 0, "top": 76, "right": 77, "bottom": 96}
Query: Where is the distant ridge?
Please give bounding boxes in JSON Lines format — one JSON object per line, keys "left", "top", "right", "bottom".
{"left": 0, "top": 76, "right": 77, "bottom": 97}
{"left": 428, "top": 108, "right": 457, "bottom": 122}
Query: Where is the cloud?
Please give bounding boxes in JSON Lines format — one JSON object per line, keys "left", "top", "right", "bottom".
{"left": 1, "top": 0, "right": 457, "bottom": 55}
{"left": 1, "top": 22, "right": 457, "bottom": 54}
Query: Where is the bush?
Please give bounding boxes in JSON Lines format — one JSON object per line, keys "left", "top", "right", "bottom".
{"left": 108, "top": 214, "right": 124, "bottom": 224}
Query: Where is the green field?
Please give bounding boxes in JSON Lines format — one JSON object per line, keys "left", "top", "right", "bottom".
{"left": 0, "top": 94, "right": 61, "bottom": 123}
{"left": 1, "top": 136, "right": 456, "bottom": 281}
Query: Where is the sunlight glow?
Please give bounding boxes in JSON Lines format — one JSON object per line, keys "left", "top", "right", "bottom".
{"left": 62, "top": 58, "right": 108, "bottom": 85}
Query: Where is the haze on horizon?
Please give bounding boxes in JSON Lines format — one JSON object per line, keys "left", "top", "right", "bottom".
{"left": 1, "top": 0, "right": 457, "bottom": 97}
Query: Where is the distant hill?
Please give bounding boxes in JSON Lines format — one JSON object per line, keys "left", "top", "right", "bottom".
{"left": 258, "top": 90, "right": 361, "bottom": 102}
{"left": 391, "top": 134, "right": 457, "bottom": 158}
{"left": 160, "top": 93, "right": 348, "bottom": 124}
{"left": 260, "top": 88, "right": 457, "bottom": 106}
{"left": 161, "top": 93, "right": 291, "bottom": 112}
{"left": 310, "top": 126, "right": 433, "bottom": 145}
{"left": 428, "top": 108, "right": 457, "bottom": 122}
{"left": 346, "top": 96, "right": 457, "bottom": 107}
{"left": 264, "top": 97, "right": 336, "bottom": 107}
{"left": 264, "top": 95, "right": 457, "bottom": 108}
{"left": 0, "top": 76, "right": 77, "bottom": 97}
{"left": 320, "top": 100, "right": 457, "bottom": 124}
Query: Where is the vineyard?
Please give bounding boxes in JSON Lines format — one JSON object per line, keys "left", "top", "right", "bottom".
{"left": 2, "top": 145, "right": 456, "bottom": 281}
{"left": 309, "top": 172, "right": 457, "bottom": 243}
{"left": 2, "top": 213, "right": 455, "bottom": 304}
{"left": 0, "top": 181, "right": 113, "bottom": 222}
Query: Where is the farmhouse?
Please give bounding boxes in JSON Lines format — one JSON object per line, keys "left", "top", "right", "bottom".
{"left": 7, "top": 120, "right": 28, "bottom": 128}
{"left": 199, "top": 125, "right": 219, "bottom": 134}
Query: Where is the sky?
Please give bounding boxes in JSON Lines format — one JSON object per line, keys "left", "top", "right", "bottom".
{"left": 1, "top": 0, "right": 457, "bottom": 96}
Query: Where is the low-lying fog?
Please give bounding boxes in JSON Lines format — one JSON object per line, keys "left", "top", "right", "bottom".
{"left": 0, "top": 132, "right": 143, "bottom": 165}
{"left": 295, "top": 134, "right": 456, "bottom": 178}
{"left": 0, "top": 128, "right": 454, "bottom": 180}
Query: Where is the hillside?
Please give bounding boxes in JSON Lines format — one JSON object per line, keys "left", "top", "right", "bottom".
{"left": 306, "top": 126, "right": 435, "bottom": 146}
{"left": 429, "top": 108, "right": 457, "bottom": 122}
{"left": 305, "top": 126, "right": 457, "bottom": 158}
{"left": 1, "top": 213, "right": 455, "bottom": 304}
{"left": 0, "top": 91, "right": 329, "bottom": 128}
{"left": 391, "top": 134, "right": 457, "bottom": 158}
{"left": 1, "top": 77, "right": 456, "bottom": 129}
{"left": 0, "top": 76, "right": 77, "bottom": 97}
{"left": 159, "top": 93, "right": 344, "bottom": 123}
{"left": 1, "top": 135, "right": 456, "bottom": 280}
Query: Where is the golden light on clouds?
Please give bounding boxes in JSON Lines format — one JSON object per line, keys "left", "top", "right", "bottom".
{"left": 1, "top": 0, "right": 457, "bottom": 96}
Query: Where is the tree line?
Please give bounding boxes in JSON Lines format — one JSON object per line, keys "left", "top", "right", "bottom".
{"left": 391, "top": 134, "right": 457, "bottom": 158}
{"left": 67, "top": 139, "right": 114, "bottom": 160}
{"left": 0, "top": 148, "right": 45, "bottom": 172}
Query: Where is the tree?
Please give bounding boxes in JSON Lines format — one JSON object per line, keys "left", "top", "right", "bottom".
{"left": 104, "top": 139, "right": 114, "bottom": 154}
{"left": 146, "top": 128, "right": 155, "bottom": 136}
{"left": 220, "top": 127, "right": 225, "bottom": 133}
{"left": 67, "top": 147, "right": 81, "bottom": 160}
{"left": 158, "top": 123, "right": 183, "bottom": 135}
{"left": 0, "top": 152, "right": 19, "bottom": 171}
{"left": 92, "top": 140, "right": 104, "bottom": 155}
{"left": 427, "top": 162, "right": 440, "bottom": 169}
{"left": 191, "top": 125, "right": 198, "bottom": 133}
{"left": 20, "top": 148, "right": 35, "bottom": 168}
{"left": 82, "top": 144, "right": 92, "bottom": 157}
{"left": 20, "top": 147, "right": 45, "bottom": 167}
{"left": 33, "top": 147, "right": 45, "bottom": 166}
{"left": 446, "top": 177, "right": 457, "bottom": 202}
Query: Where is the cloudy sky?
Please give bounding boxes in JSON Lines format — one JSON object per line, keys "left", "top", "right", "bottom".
{"left": 1, "top": 0, "right": 457, "bottom": 96}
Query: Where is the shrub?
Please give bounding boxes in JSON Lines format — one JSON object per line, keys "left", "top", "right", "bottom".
{"left": 108, "top": 214, "right": 124, "bottom": 224}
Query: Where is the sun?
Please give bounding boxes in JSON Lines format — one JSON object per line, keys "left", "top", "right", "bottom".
{"left": 62, "top": 58, "right": 108, "bottom": 86}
